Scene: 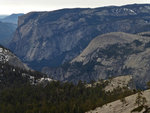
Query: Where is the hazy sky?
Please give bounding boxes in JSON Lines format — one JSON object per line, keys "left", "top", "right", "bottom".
{"left": 0, "top": 0, "right": 150, "bottom": 14}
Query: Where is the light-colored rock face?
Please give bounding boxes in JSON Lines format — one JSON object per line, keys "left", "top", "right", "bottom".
{"left": 86, "top": 89, "right": 150, "bottom": 113}
{"left": 125, "top": 49, "right": 150, "bottom": 69}
{"left": 104, "top": 75, "right": 132, "bottom": 92}
{"left": 42, "top": 32, "right": 150, "bottom": 88}
{"left": 72, "top": 32, "right": 148, "bottom": 63}
{"left": 85, "top": 75, "right": 132, "bottom": 91}
{"left": 9, "top": 4, "right": 150, "bottom": 71}
{"left": 59, "top": 32, "right": 150, "bottom": 87}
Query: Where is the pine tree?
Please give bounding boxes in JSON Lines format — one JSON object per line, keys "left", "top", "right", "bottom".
{"left": 147, "top": 81, "right": 150, "bottom": 89}
{"left": 135, "top": 91, "right": 147, "bottom": 107}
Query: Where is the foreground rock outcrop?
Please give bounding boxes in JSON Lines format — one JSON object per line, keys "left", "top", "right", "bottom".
{"left": 86, "top": 89, "right": 150, "bottom": 113}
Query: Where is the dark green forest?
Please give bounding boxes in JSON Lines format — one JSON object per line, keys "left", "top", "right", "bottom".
{"left": 0, "top": 81, "right": 134, "bottom": 113}
{"left": 0, "top": 62, "right": 135, "bottom": 113}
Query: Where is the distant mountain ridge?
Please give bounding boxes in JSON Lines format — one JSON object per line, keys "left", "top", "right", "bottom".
{"left": 0, "top": 15, "right": 8, "bottom": 19}
{"left": 0, "top": 14, "right": 23, "bottom": 46}
{"left": 0, "top": 22, "right": 17, "bottom": 46}
{"left": 0, "top": 13, "right": 24, "bottom": 24}
{"left": 9, "top": 4, "right": 150, "bottom": 71}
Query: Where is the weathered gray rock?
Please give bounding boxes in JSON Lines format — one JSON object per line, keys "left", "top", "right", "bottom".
{"left": 9, "top": 4, "right": 150, "bottom": 71}
{"left": 86, "top": 89, "right": 150, "bottom": 113}
{"left": 43, "top": 32, "right": 150, "bottom": 88}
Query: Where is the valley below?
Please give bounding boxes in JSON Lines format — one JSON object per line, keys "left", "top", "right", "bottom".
{"left": 1, "top": 3, "right": 150, "bottom": 113}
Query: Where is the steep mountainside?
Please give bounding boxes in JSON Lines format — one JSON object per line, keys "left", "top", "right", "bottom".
{"left": 0, "top": 22, "right": 17, "bottom": 46}
{"left": 0, "top": 45, "right": 29, "bottom": 70}
{"left": 0, "top": 45, "right": 51, "bottom": 87}
{"left": 43, "top": 32, "right": 150, "bottom": 88}
{"left": 0, "top": 13, "right": 24, "bottom": 24}
{"left": 9, "top": 4, "right": 150, "bottom": 70}
{"left": 0, "top": 62, "right": 44, "bottom": 88}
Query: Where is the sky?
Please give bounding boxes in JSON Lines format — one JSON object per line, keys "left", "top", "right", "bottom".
{"left": 0, "top": 0, "right": 150, "bottom": 14}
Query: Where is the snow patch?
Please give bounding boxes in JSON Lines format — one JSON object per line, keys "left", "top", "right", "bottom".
{"left": 38, "top": 77, "right": 53, "bottom": 83}
{"left": 0, "top": 47, "right": 9, "bottom": 63}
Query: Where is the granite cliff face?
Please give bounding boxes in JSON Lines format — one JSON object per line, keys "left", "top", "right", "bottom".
{"left": 9, "top": 4, "right": 150, "bottom": 70}
{"left": 43, "top": 32, "right": 150, "bottom": 88}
